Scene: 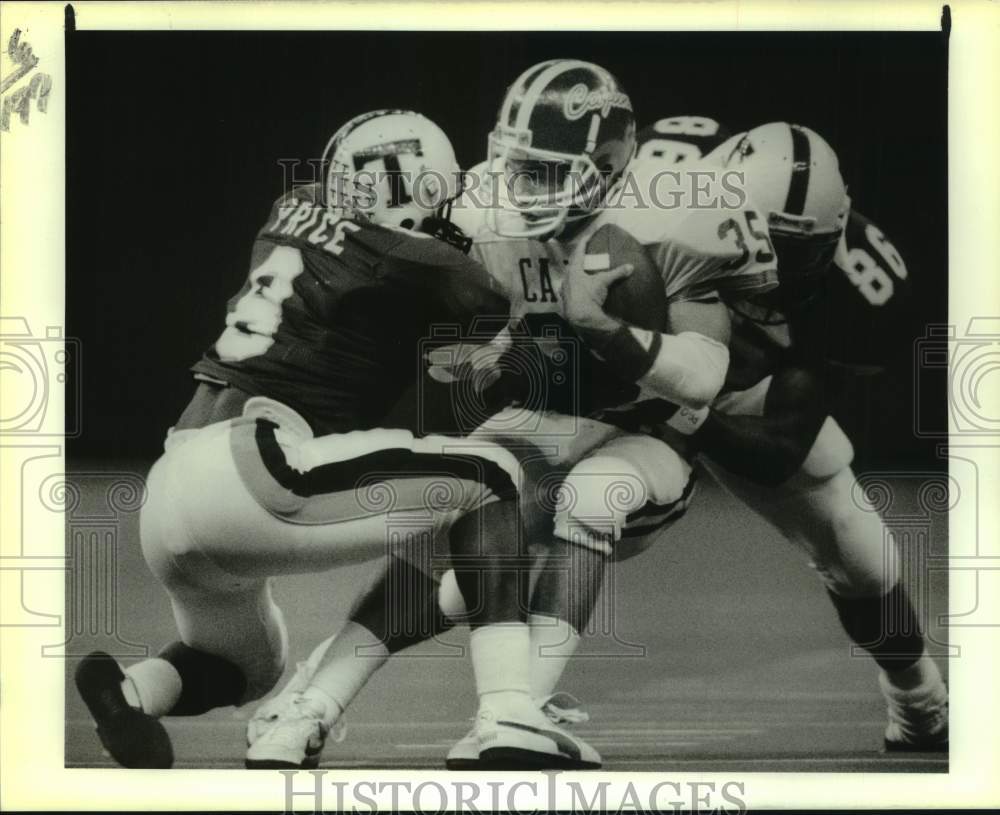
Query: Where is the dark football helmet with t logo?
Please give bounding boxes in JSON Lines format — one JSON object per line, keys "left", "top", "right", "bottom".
{"left": 487, "top": 60, "right": 637, "bottom": 237}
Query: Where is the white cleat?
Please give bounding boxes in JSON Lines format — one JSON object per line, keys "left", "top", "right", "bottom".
{"left": 245, "top": 696, "right": 343, "bottom": 769}
{"left": 879, "top": 671, "right": 949, "bottom": 752}
{"left": 475, "top": 697, "right": 601, "bottom": 770}
{"left": 444, "top": 723, "right": 480, "bottom": 771}
{"left": 247, "top": 660, "right": 319, "bottom": 749}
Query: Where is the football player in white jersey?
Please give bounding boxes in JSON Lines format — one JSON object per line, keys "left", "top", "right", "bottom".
{"left": 629, "top": 118, "right": 946, "bottom": 751}
{"left": 248, "top": 60, "right": 782, "bottom": 769}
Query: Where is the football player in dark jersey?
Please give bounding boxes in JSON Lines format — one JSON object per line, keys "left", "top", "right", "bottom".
{"left": 73, "top": 110, "right": 599, "bottom": 770}
{"left": 634, "top": 119, "right": 946, "bottom": 751}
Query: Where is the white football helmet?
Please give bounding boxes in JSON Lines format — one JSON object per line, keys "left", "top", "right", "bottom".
{"left": 712, "top": 122, "right": 850, "bottom": 284}
{"left": 321, "top": 110, "right": 464, "bottom": 232}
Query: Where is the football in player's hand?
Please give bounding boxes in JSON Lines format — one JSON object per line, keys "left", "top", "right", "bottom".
{"left": 583, "top": 224, "right": 668, "bottom": 331}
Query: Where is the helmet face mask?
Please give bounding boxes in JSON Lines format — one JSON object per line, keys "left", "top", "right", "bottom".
{"left": 487, "top": 60, "right": 636, "bottom": 239}
{"left": 321, "top": 109, "right": 465, "bottom": 234}
{"left": 486, "top": 131, "right": 604, "bottom": 237}
{"left": 750, "top": 228, "right": 841, "bottom": 314}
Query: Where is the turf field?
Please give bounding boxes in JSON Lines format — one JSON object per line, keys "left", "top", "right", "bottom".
{"left": 64, "top": 461, "right": 948, "bottom": 772}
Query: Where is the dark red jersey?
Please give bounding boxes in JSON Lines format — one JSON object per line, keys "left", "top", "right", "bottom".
{"left": 192, "top": 184, "right": 509, "bottom": 434}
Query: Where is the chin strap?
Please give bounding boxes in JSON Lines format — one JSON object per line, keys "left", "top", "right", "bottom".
{"left": 421, "top": 202, "right": 473, "bottom": 253}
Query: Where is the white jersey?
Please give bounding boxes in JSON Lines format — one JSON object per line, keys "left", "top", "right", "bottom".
{"left": 452, "top": 157, "right": 779, "bottom": 324}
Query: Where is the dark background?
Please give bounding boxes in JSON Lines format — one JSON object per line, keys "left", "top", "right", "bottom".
{"left": 66, "top": 30, "right": 948, "bottom": 467}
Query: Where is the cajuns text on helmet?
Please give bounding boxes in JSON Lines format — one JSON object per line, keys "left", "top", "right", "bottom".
{"left": 488, "top": 60, "right": 637, "bottom": 238}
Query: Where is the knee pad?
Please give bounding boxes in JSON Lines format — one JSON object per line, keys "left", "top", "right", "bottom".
{"left": 554, "top": 436, "right": 693, "bottom": 557}
{"left": 615, "top": 473, "right": 697, "bottom": 563}
{"left": 553, "top": 455, "right": 645, "bottom": 555}
{"left": 437, "top": 568, "right": 468, "bottom": 622}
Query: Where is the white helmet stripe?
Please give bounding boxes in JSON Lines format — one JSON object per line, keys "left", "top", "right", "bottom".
{"left": 501, "top": 60, "right": 560, "bottom": 129}
{"left": 585, "top": 113, "right": 601, "bottom": 153}
{"left": 514, "top": 59, "right": 598, "bottom": 132}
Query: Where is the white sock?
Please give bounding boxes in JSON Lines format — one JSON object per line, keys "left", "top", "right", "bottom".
{"left": 302, "top": 621, "right": 389, "bottom": 725}
{"left": 122, "top": 658, "right": 183, "bottom": 716}
{"left": 882, "top": 651, "right": 943, "bottom": 694}
{"left": 302, "top": 634, "right": 336, "bottom": 677}
{"left": 469, "top": 622, "right": 533, "bottom": 714}
{"left": 301, "top": 687, "right": 343, "bottom": 724}
{"left": 528, "top": 613, "right": 580, "bottom": 700}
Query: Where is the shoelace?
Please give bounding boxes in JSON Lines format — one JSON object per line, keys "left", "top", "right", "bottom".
{"left": 283, "top": 697, "right": 348, "bottom": 744}
{"left": 252, "top": 661, "right": 315, "bottom": 723}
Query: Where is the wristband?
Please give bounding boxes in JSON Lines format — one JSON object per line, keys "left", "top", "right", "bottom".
{"left": 665, "top": 403, "right": 710, "bottom": 436}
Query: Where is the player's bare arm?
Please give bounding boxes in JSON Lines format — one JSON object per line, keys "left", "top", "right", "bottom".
{"left": 696, "top": 365, "right": 828, "bottom": 486}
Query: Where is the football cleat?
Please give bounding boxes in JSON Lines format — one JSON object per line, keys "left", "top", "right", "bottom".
{"left": 474, "top": 697, "right": 601, "bottom": 770}
{"left": 245, "top": 696, "right": 339, "bottom": 769}
{"left": 879, "top": 671, "right": 949, "bottom": 752}
{"left": 445, "top": 692, "right": 592, "bottom": 770}
{"left": 74, "top": 651, "right": 174, "bottom": 769}
{"left": 444, "top": 721, "right": 479, "bottom": 771}
{"left": 246, "top": 659, "right": 319, "bottom": 751}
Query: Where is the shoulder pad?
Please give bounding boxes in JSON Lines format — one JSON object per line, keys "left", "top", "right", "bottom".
{"left": 272, "top": 182, "right": 323, "bottom": 210}
{"left": 599, "top": 170, "right": 778, "bottom": 301}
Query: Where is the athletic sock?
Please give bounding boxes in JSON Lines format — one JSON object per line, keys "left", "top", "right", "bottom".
{"left": 300, "top": 687, "right": 343, "bottom": 725}
{"left": 301, "top": 621, "right": 389, "bottom": 726}
{"left": 469, "top": 622, "right": 534, "bottom": 716}
{"left": 528, "top": 613, "right": 580, "bottom": 700}
{"left": 122, "top": 658, "right": 183, "bottom": 717}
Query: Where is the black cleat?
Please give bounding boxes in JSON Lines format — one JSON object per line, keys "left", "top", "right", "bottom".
{"left": 879, "top": 671, "right": 949, "bottom": 754}
{"left": 884, "top": 733, "right": 948, "bottom": 753}
{"left": 75, "top": 651, "right": 174, "bottom": 769}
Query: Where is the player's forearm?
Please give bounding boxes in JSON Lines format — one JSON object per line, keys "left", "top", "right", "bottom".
{"left": 696, "top": 411, "right": 813, "bottom": 486}
{"left": 582, "top": 321, "right": 729, "bottom": 409}
{"left": 696, "top": 367, "right": 828, "bottom": 486}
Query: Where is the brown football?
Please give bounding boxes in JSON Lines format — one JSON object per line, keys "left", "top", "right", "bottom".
{"left": 583, "top": 223, "right": 668, "bottom": 331}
